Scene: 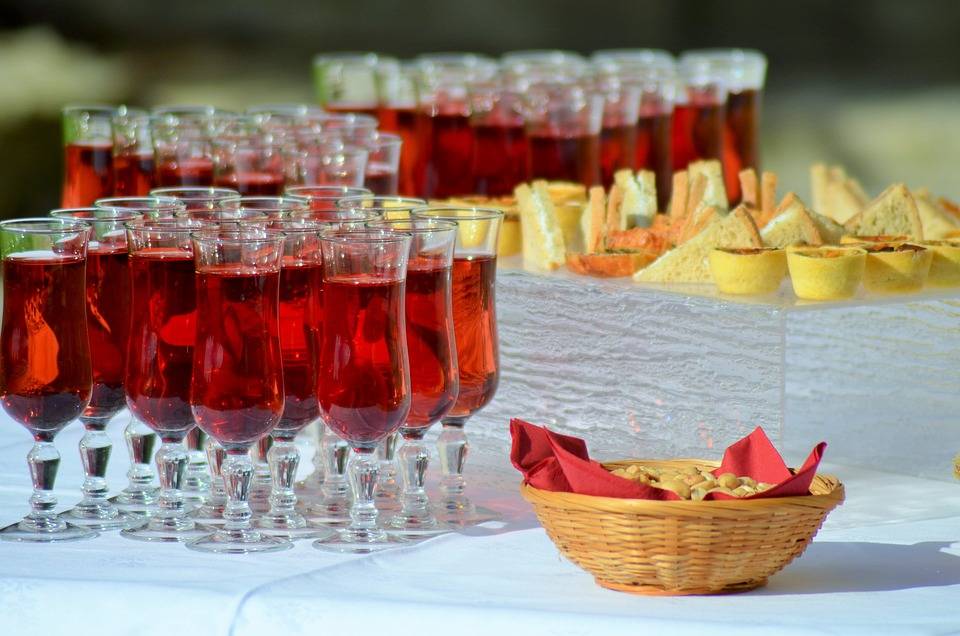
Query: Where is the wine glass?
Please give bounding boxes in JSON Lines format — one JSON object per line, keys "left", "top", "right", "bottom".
{"left": 186, "top": 229, "right": 292, "bottom": 554}
{"left": 411, "top": 207, "right": 502, "bottom": 526}
{"left": 120, "top": 218, "right": 209, "bottom": 542}
{"left": 367, "top": 218, "right": 460, "bottom": 538}
{"left": 0, "top": 218, "right": 97, "bottom": 542}
{"left": 50, "top": 208, "right": 142, "bottom": 530}
{"left": 312, "top": 229, "right": 412, "bottom": 553}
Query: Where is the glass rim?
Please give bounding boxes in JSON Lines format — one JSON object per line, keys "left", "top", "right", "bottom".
{"left": 150, "top": 186, "right": 240, "bottom": 199}
{"left": 411, "top": 206, "right": 505, "bottom": 222}
{"left": 319, "top": 228, "right": 413, "bottom": 245}
{"left": 336, "top": 195, "right": 427, "bottom": 210}
{"left": 124, "top": 217, "right": 202, "bottom": 233}
{"left": 62, "top": 104, "right": 117, "bottom": 115}
{"left": 285, "top": 185, "right": 372, "bottom": 198}
{"left": 365, "top": 218, "right": 458, "bottom": 234}
{"left": 95, "top": 196, "right": 186, "bottom": 211}
{"left": 319, "top": 112, "right": 379, "bottom": 126}
{"left": 190, "top": 231, "right": 285, "bottom": 245}
{"left": 50, "top": 207, "right": 142, "bottom": 222}
{"left": 217, "top": 196, "right": 308, "bottom": 212}
{"left": 0, "top": 217, "right": 92, "bottom": 234}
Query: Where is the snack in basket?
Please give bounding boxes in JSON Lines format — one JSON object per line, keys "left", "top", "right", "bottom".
{"left": 709, "top": 247, "right": 786, "bottom": 295}
{"left": 920, "top": 240, "right": 960, "bottom": 286}
{"left": 609, "top": 463, "right": 775, "bottom": 500}
{"left": 844, "top": 183, "right": 924, "bottom": 240}
{"left": 786, "top": 245, "right": 867, "bottom": 300}
{"left": 860, "top": 242, "right": 932, "bottom": 293}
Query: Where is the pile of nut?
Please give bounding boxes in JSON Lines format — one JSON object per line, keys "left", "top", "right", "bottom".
{"left": 610, "top": 464, "right": 775, "bottom": 500}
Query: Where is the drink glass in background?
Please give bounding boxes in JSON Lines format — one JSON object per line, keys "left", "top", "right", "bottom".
{"left": 313, "top": 52, "right": 385, "bottom": 119}
{"left": 112, "top": 107, "right": 155, "bottom": 197}
{"left": 217, "top": 195, "right": 308, "bottom": 220}
{"left": 467, "top": 78, "right": 527, "bottom": 196}
{"left": 151, "top": 106, "right": 220, "bottom": 187}
{"left": 521, "top": 79, "right": 603, "bottom": 187}
{"left": 151, "top": 186, "right": 240, "bottom": 213}
{"left": 410, "top": 207, "right": 502, "bottom": 526}
{"left": 362, "top": 132, "right": 402, "bottom": 195}
{"left": 367, "top": 218, "right": 459, "bottom": 538}
{"left": 680, "top": 49, "right": 767, "bottom": 203}
{"left": 292, "top": 131, "right": 369, "bottom": 188}
{"left": 213, "top": 115, "right": 285, "bottom": 196}
{"left": 337, "top": 195, "right": 428, "bottom": 221}
{"left": 501, "top": 49, "right": 588, "bottom": 77}
{"left": 186, "top": 230, "right": 291, "bottom": 554}
{"left": 285, "top": 184, "right": 372, "bottom": 216}
{"left": 377, "top": 61, "right": 420, "bottom": 195}
{"left": 0, "top": 218, "right": 96, "bottom": 543}
{"left": 672, "top": 56, "right": 726, "bottom": 177}
{"left": 596, "top": 75, "right": 641, "bottom": 188}
{"left": 312, "top": 229, "right": 412, "bottom": 553}
{"left": 61, "top": 105, "right": 115, "bottom": 207}
{"left": 94, "top": 195, "right": 186, "bottom": 218}
{"left": 319, "top": 112, "right": 379, "bottom": 145}
{"left": 49, "top": 208, "right": 142, "bottom": 531}
{"left": 121, "top": 218, "right": 209, "bottom": 543}
{"left": 415, "top": 53, "right": 498, "bottom": 198}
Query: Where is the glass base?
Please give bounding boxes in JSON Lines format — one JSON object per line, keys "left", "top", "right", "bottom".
{"left": 374, "top": 491, "right": 401, "bottom": 513}
{"left": 109, "top": 489, "right": 159, "bottom": 515}
{"left": 186, "top": 527, "right": 293, "bottom": 554}
{"left": 189, "top": 501, "right": 226, "bottom": 526}
{"left": 304, "top": 501, "right": 352, "bottom": 527}
{"left": 434, "top": 503, "right": 501, "bottom": 527}
{"left": 312, "top": 527, "right": 408, "bottom": 554}
{"left": 120, "top": 516, "right": 210, "bottom": 543}
{"left": 387, "top": 514, "right": 453, "bottom": 539}
{"left": 0, "top": 519, "right": 98, "bottom": 543}
{"left": 58, "top": 507, "right": 140, "bottom": 531}
{"left": 255, "top": 519, "right": 334, "bottom": 540}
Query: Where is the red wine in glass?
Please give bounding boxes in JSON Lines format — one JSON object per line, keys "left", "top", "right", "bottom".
{"left": 723, "top": 87, "right": 761, "bottom": 203}
{"left": 156, "top": 157, "right": 215, "bottom": 187}
{"left": 380, "top": 106, "right": 419, "bottom": 196}
{"left": 364, "top": 162, "right": 399, "bottom": 195}
{"left": 527, "top": 132, "right": 601, "bottom": 187}
{"left": 62, "top": 142, "right": 114, "bottom": 207}
{"left": 471, "top": 122, "right": 527, "bottom": 196}
{"left": 447, "top": 254, "right": 499, "bottom": 417}
{"left": 113, "top": 151, "right": 156, "bottom": 196}
{"left": 671, "top": 88, "right": 724, "bottom": 172}
{"left": 84, "top": 245, "right": 131, "bottom": 419}
{"left": 275, "top": 258, "right": 323, "bottom": 433}
{"left": 215, "top": 172, "right": 285, "bottom": 196}
{"left": 636, "top": 109, "right": 673, "bottom": 211}
{"left": 418, "top": 110, "right": 474, "bottom": 198}
{"left": 599, "top": 123, "right": 638, "bottom": 187}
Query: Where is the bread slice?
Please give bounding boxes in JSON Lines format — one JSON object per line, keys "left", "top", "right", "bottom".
{"left": 914, "top": 189, "right": 959, "bottom": 239}
{"left": 688, "top": 160, "right": 728, "bottom": 213}
{"left": 613, "top": 169, "right": 657, "bottom": 229}
{"left": 739, "top": 168, "right": 758, "bottom": 209}
{"left": 581, "top": 186, "right": 607, "bottom": 253}
{"left": 823, "top": 179, "right": 867, "bottom": 224}
{"left": 677, "top": 205, "right": 719, "bottom": 244}
{"left": 844, "top": 183, "right": 923, "bottom": 240}
{"left": 669, "top": 170, "right": 689, "bottom": 223}
{"left": 810, "top": 163, "right": 830, "bottom": 214}
{"left": 806, "top": 208, "right": 845, "bottom": 244}
{"left": 605, "top": 184, "right": 625, "bottom": 237}
{"left": 761, "top": 193, "right": 822, "bottom": 248}
{"left": 515, "top": 182, "right": 566, "bottom": 271}
{"left": 634, "top": 206, "right": 761, "bottom": 283}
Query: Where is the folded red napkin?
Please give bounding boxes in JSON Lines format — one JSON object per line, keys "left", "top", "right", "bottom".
{"left": 510, "top": 418, "right": 826, "bottom": 501}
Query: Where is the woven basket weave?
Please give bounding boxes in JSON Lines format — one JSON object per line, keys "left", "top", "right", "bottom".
{"left": 521, "top": 458, "right": 844, "bottom": 595}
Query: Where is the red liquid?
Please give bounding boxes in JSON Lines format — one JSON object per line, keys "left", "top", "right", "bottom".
{"left": 156, "top": 157, "right": 215, "bottom": 187}
{"left": 635, "top": 111, "right": 673, "bottom": 212}
{"left": 62, "top": 142, "right": 114, "bottom": 207}
{"left": 417, "top": 111, "right": 474, "bottom": 198}
{"left": 599, "top": 124, "right": 638, "bottom": 188}
{"left": 379, "top": 106, "right": 419, "bottom": 196}
{"left": 671, "top": 92, "right": 724, "bottom": 172}
{"left": 214, "top": 172, "right": 285, "bottom": 196}
{"left": 723, "top": 88, "right": 761, "bottom": 204}
{"left": 447, "top": 255, "right": 498, "bottom": 418}
{"left": 1, "top": 254, "right": 91, "bottom": 434}
{"left": 191, "top": 266, "right": 283, "bottom": 446}
{"left": 364, "top": 162, "right": 399, "bottom": 195}
{"left": 125, "top": 249, "right": 196, "bottom": 437}
{"left": 275, "top": 259, "right": 323, "bottom": 433}
{"left": 527, "top": 133, "right": 600, "bottom": 187}
{"left": 404, "top": 264, "right": 458, "bottom": 429}
{"left": 84, "top": 246, "right": 131, "bottom": 421}
{"left": 319, "top": 275, "right": 410, "bottom": 446}
{"left": 325, "top": 103, "right": 380, "bottom": 120}
{"left": 471, "top": 123, "right": 527, "bottom": 196}
{"left": 113, "top": 151, "right": 156, "bottom": 196}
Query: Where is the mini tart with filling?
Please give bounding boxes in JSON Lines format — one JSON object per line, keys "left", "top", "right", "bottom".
{"left": 786, "top": 246, "right": 867, "bottom": 300}
{"left": 708, "top": 247, "right": 786, "bottom": 295}
{"left": 861, "top": 243, "right": 932, "bottom": 293}
{"left": 919, "top": 240, "right": 960, "bottom": 287}
{"left": 840, "top": 234, "right": 909, "bottom": 246}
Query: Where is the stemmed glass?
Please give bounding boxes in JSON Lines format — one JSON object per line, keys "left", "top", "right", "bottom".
{"left": 312, "top": 229, "right": 412, "bottom": 553}
{"left": 367, "top": 218, "right": 460, "bottom": 538}
{"left": 0, "top": 218, "right": 97, "bottom": 542}
{"left": 411, "top": 207, "right": 502, "bottom": 526}
{"left": 121, "top": 218, "right": 208, "bottom": 542}
{"left": 186, "top": 229, "right": 292, "bottom": 554}
{"left": 50, "top": 208, "right": 141, "bottom": 530}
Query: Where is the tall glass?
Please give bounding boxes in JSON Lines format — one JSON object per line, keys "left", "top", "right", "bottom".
{"left": 362, "top": 132, "right": 402, "bottom": 195}
{"left": 522, "top": 80, "right": 603, "bottom": 187}
{"left": 186, "top": 230, "right": 291, "bottom": 554}
{"left": 597, "top": 76, "right": 641, "bottom": 187}
{"left": 293, "top": 133, "right": 369, "bottom": 188}
{"left": 337, "top": 195, "right": 427, "bottom": 221}
{"left": 213, "top": 138, "right": 285, "bottom": 196}
{"left": 368, "top": 219, "right": 459, "bottom": 537}
{"left": 112, "top": 107, "right": 155, "bottom": 197}
{"left": 313, "top": 52, "right": 383, "bottom": 117}
{"left": 501, "top": 50, "right": 587, "bottom": 75}
{"left": 121, "top": 218, "right": 208, "bottom": 542}
{"left": 286, "top": 185, "right": 372, "bottom": 215}
{"left": 672, "top": 55, "right": 726, "bottom": 176}
{"left": 50, "top": 208, "right": 141, "bottom": 530}
{"left": 0, "top": 219, "right": 96, "bottom": 542}
{"left": 151, "top": 107, "right": 219, "bottom": 187}
{"left": 151, "top": 187, "right": 240, "bottom": 213}
{"left": 312, "top": 229, "right": 412, "bottom": 553}
{"left": 468, "top": 78, "right": 527, "bottom": 196}
{"left": 411, "top": 207, "right": 501, "bottom": 526}
{"left": 318, "top": 112, "right": 379, "bottom": 145}
{"left": 377, "top": 61, "right": 420, "bottom": 196}
{"left": 62, "top": 105, "right": 115, "bottom": 207}
{"left": 95, "top": 196, "right": 186, "bottom": 218}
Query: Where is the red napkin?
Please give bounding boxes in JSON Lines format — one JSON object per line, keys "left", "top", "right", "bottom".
{"left": 510, "top": 419, "right": 826, "bottom": 501}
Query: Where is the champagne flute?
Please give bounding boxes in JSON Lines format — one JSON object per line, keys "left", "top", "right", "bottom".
{"left": 411, "top": 207, "right": 502, "bottom": 526}
{"left": 0, "top": 218, "right": 97, "bottom": 542}
{"left": 312, "top": 229, "right": 412, "bottom": 553}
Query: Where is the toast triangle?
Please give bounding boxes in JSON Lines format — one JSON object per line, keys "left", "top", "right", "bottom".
{"left": 844, "top": 183, "right": 924, "bottom": 239}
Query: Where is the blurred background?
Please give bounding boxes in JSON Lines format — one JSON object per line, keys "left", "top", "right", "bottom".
{"left": 1, "top": 0, "right": 959, "bottom": 216}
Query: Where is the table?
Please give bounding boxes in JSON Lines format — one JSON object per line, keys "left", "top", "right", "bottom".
{"left": 1, "top": 412, "right": 959, "bottom": 635}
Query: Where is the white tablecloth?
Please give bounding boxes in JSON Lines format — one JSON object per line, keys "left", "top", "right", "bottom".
{"left": 1, "top": 412, "right": 959, "bottom": 636}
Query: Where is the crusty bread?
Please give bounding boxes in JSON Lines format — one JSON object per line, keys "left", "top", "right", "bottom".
{"left": 761, "top": 193, "right": 823, "bottom": 248}
{"left": 806, "top": 208, "right": 845, "bottom": 244}
{"left": 605, "top": 184, "right": 624, "bottom": 237}
{"left": 760, "top": 171, "right": 777, "bottom": 224}
{"left": 669, "top": 171, "right": 689, "bottom": 223}
{"left": 739, "top": 168, "right": 758, "bottom": 209}
{"left": 824, "top": 180, "right": 867, "bottom": 225}
{"left": 614, "top": 169, "right": 657, "bottom": 229}
{"left": 688, "top": 160, "right": 728, "bottom": 213}
{"left": 810, "top": 163, "right": 830, "bottom": 213}
{"left": 634, "top": 206, "right": 761, "bottom": 283}
{"left": 913, "top": 189, "right": 959, "bottom": 239}
{"left": 844, "top": 183, "right": 923, "bottom": 240}
{"left": 515, "top": 182, "right": 566, "bottom": 271}
{"left": 677, "top": 205, "right": 719, "bottom": 244}
{"left": 582, "top": 186, "right": 606, "bottom": 253}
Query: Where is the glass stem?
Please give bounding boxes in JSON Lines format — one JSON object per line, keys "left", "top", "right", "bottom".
{"left": 437, "top": 420, "right": 470, "bottom": 502}
{"left": 266, "top": 434, "right": 302, "bottom": 523}
{"left": 25, "top": 439, "right": 61, "bottom": 530}
{"left": 320, "top": 429, "right": 350, "bottom": 502}
{"left": 307, "top": 421, "right": 325, "bottom": 487}
{"left": 376, "top": 432, "right": 400, "bottom": 500}
{"left": 122, "top": 417, "right": 157, "bottom": 495}
{"left": 348, "top": 448, "right": 380, "bottom": 532}
{"left": 154, "top": 439, "right": 188, "bottom": 521}
{"left": 221, "top": 450, "right": 255, "bottom": 535}
{"left": 182, "top": 427, "right": 210, "bottom": 493}
{"left": 397, "top": 431, "right": 435, "bottom": 525}
{"left": 75, "top": 421, "right": 112, "bottom": 514}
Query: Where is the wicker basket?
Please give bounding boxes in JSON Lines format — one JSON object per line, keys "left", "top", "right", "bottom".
{"left": 521, "top": 458, "right": 844, "bottom": 596}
